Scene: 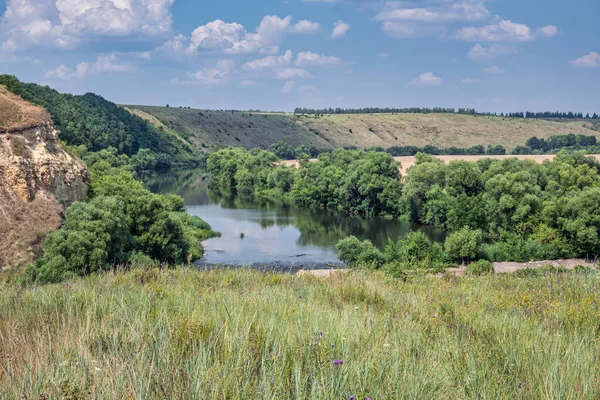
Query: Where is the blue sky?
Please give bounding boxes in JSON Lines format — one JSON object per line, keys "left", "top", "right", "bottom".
{"left": 0, "top": 0, "right": 598, "bottom": 112}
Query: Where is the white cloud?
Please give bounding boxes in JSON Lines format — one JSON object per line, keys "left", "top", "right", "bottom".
{"left": 185, "top": 59, "right": 235, "bottom": 86}
{"left": 291, "top": 20, "right": 320, "bottom": 34}
{"left": 242, "top": 50, "right": 293, "bottom": 70}
{"left": 281, "top": 80, "right": 295, "bottom": 93}
{"left": 240, "top": 80, "right": 257, "bottom": 87}
{"left": 570, "top": 52, "right": 600, "bottom": 68}
{"left": 331, "top": 21, "right": 350, "bottom": 39}
{"left": 375, "top": 1, "right": 490, "bottom": 23}
{"left": 483, "top": 65, "right": 504, "bottom": 74}
{"left": 295, "top": 51, "right": 341, "bottom": 66}
{"left": 411, "top": 72, "right": 442, "bottom": 85}
{"left": 467, "top": 43, "right": 518, "bottom": 61}
{"left": 537, "top": 25, "right": 558, "bottom": 38}
{"left": 161, "top": 15, "right": 317, "bottom": 58}
{"left": 462, "top": 78, "right": 483, "bottom": 84}
{"left": 456, "top": 20, "right": 534, "bottom": 42}
{"left": 44, "top": 53, "right": 134, "bottom": 80}
{"left": 1, "top": 0, "right": 174, "bottom": 51}
{"left": 276, "top": 68, "right": 312, "bottom": 80}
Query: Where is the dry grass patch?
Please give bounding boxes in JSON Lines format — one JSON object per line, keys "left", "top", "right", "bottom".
{"left": 0, "top": 86, "right": 48, "bottom": 131}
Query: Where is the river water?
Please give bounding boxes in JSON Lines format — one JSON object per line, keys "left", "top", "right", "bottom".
{"left": 142, "top": 169, "right": 446, "bottom": 266}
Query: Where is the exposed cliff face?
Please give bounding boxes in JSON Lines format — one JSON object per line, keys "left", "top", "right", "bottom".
{"left": 0, "top": 87, "right": 89, "bottom": 269}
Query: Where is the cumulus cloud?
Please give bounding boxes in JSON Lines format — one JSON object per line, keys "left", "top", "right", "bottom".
{"left": 44, "top": 53, "right": 135, "bottom": 80}
{"left": 467, "top": 43, "right": 518, "bottom": 61}
{"left": 291, "top": 20, "right": 320, "bottom": 34}
{"left": 411, "top": 72, "right": 442, "bottom": 85}
{"left": 456, "top": 20, "right": 534, "bottom": 42}
{"left": 295, "top": 51, "right": 341, "bottom": 66}
{"left": 161, "top": 15, "right": 319, "bottom": 58}
{"left": 1, "top": 0, "right": 174, "bottom": 51}
{"left": 537, "top": 25, "right": 558, "bottom": 38}
{"left": 381, "top": 21, "right": 445, "bottom": 38}
{"left": 570, "top": 52, "right": 600, "bottom": 68}
{"left": 242, "top": 50, "right": 293, "bottom": 71}
{"left": 331, "top": 21, "right": 350, "bottom": 39}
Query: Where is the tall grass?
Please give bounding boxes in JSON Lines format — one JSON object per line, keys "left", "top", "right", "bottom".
{"left": 1, "top": 268, "right": 599, "bottom": 399}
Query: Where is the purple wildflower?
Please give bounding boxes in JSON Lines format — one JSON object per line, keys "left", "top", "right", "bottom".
{"left": 365, "top": 398, "right": 372, "bottom": 400}
{"left": 319, "top": 331, "right": 323, "bottom": 337}
{"left": 298, "top": 295, "right": 303, "bottom": 299}
{"left": 333, "top": 359, "right": 344, "bottom": 366}
{"left": 349, "top": 397, "right": 355, "bottom": 400}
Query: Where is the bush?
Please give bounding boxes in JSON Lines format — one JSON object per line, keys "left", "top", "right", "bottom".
{"left": 466, "top": 260, "right": 494, "bottom": 276}
{"left": 336, "top": 236, "right": 384, "bottom": 269}
{"left": 445, "top": 227, "right": 482, "bottom": 264}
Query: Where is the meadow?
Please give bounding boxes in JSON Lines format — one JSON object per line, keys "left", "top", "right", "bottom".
{"left": 1, "top": 267, "right": 599, "bottom": 399}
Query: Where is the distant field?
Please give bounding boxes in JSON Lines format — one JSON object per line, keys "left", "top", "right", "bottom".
{"left": 282, "top": 154, "right": 600, "bottom": 177}
{"left": 292, "top": 113, "right": 598, "bottom": 150}
{"left": 127, "top": 106, "right": 333, "bottom": 151}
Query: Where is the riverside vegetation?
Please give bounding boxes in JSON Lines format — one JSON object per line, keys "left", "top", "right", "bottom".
{"left": 208, "top": 147, "right": 600, "bottom": 274}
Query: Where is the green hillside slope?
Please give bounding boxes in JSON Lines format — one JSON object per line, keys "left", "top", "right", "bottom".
{"left": 128, "top": 106, "right": 333, "bottom": 151}
{"left": 129, "top": 106, "right": 599, "bottom": 151}
{"left": 293, "top": 113, "right": 599, "bottom": 149}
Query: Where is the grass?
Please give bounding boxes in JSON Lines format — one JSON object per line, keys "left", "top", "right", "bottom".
{"left": 126, "top": 106, "right": 333, "bottom": 151}
{"left": 292, "top": 113, "right": 598, "bottom": 150}
{"left": 0, "top": 86, "right": 48, "bottom": 131}
{"left": 1, "top": 267, "right": 599, "bottom": 399}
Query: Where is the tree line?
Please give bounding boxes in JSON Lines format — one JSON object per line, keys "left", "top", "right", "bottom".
{"left": 267, "top": 133, "right": 599, "bottom": 161}
{"left": 207, "top": 148, "right": 600, "bottom": 275}
{"left": 294, "top": 107, "right": 599, "bottom": 119}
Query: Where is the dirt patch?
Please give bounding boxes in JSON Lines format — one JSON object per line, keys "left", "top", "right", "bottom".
{"left": 446, "top": 259, "right": 595, "bottom": 276}
{"left": 0, "top": 86, "right": 49, "bottom": 131}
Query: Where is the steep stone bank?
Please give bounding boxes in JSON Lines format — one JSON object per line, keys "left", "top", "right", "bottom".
{"left": 0, "top": 87, "right": 88, "bottom": 269}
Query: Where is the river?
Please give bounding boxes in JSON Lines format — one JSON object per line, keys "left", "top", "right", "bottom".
{"left": 142, "top": 168, "right": 446, "bottom": 266}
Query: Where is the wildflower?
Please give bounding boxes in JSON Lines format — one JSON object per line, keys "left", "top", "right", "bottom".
{"left": 333, "top": 359, "right": 344, "bottom": 365}
{"left": 349, "top": 396, "right": 355, "bottom": 400}
{"left": 365, "top": 398, "right": 372, "bottom": 400}
{"left": 319, "top": 331, "right": 323, "bottom": 337}
{"left": 298, "top": 295, "right": 303, "bottom": 299}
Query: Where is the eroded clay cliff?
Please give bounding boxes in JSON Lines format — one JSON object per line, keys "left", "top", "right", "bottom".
{"left": 0, "top": 87, "right": 89, "bottom": 269}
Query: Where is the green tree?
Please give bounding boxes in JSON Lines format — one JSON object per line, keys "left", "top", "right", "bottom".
{"left": 444, "top": 227, "right": 482, "bottom": 264}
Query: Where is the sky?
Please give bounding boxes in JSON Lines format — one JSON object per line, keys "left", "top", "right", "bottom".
{"left": 0, "top": 0, "right": 598, "bottom": 113}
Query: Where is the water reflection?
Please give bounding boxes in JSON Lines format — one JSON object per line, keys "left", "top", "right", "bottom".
{"left": 141, "top": 168, "right": 446, "bottom": 265}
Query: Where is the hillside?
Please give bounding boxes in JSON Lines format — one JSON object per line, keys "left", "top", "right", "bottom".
{"left": 0, "top": 75, "right": 200, "bottom": 169}
{"left": 293, "top": 113, "right": 598, "bottom": 149}
{"left": 0, "top": 86, "right": 88, "bottom": 269}
{"left": 127, "top": 106, "right": 598, "bottom": 151}
{"left": 128, "top": 106, "right": 333, "bottom": 151}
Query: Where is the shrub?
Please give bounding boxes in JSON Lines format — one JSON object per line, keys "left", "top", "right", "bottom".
{"left": 466, "top": 260, "right": 494, "bottom": 276}
{"left": 445, "top": 227, "right": 482, "bottom": 264}
{"left": 336, "top": 236, "right": 384, "bottom": 269}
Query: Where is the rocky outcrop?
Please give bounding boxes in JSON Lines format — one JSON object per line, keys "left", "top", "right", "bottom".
{"left": 0, "top": 87, "right": 89, "bottom": 269}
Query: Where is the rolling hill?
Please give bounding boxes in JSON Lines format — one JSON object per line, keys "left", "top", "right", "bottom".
{"left": 127, "top": 105, "right": 599, "bottom": 151}
{"left": 127, "top": 106, "right": 333, "bottom": 151}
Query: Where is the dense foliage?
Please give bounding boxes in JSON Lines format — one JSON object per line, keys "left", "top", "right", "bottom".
{"left": 208, "top": 148, "right": 403, "bottom": 216}
{"left": 208, "top": 147, "right": 600, "bottom": 265}
{"left": 24, "top": 157, "right": 218, "bottom": 284}
{"left": 0, "top": 75, "right": 201, "bottom": 170}
{"left": 295, "top": 107, "right": 599, "bottom": 119}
